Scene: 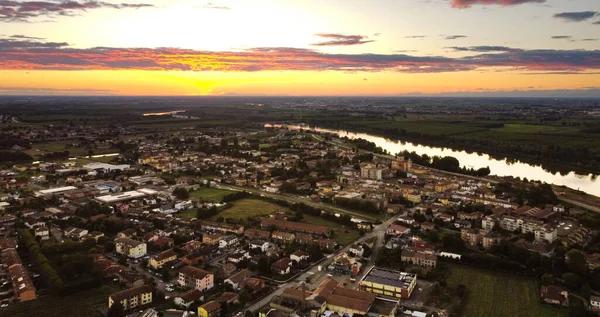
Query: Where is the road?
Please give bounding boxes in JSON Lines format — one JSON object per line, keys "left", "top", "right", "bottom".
{"left": 215, "top": 183, "right": 379, "bottom": 222}
{"left": 247, "top": 213, "right": 398, "bottom": 313}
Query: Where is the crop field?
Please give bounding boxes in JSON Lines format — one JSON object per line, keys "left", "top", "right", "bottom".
{"left": 446, "top": 264, "right": 566, "bottom": 317}
{"left": 0, "top": 285, "right": 120, "bottom": 317}
{"left": 492, "top": 123, "right": 580, "bottom": 135}
{"left": 211, "top": 198, "right": 291, "bottom": 220}
{"left": 301, "top": 214, "right": 361, "bottom": 245}
{"left": 190, "top": 187, "right": 234, "bottom": 202}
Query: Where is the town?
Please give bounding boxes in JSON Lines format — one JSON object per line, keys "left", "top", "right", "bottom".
{"left": 0, "top": 114, "right": 599, "bottom": 317}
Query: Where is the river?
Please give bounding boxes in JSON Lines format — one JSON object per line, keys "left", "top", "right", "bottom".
{"left": 284, "top": 125, "right": 600, "bottom": 197}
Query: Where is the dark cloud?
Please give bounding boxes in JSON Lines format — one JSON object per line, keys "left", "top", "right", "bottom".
{"left": 311, "top": 33, "right": 374, "bottom": 46}
{"left": 0, "top": 39, "right": 599, "bottom": 74}
{"left": 551, "top": 35, "right": 572, "bottom": 40}
{"left": 405, "top": 35, "right": 426, "bottom": 39}
{"left": 445, "top": 35, "right": 468, "bottom": 40}
{"left": 451, "top": 0, "right": 545, "bottom": 8}
{"left": 553, "top": 11, "right": 598, "bottom": 22}
{"left": 203, "top": 3, "right": 231, "bottom": 10}
{"left": 0, "top": 1, "right": 153, "bottom": 22}
{"left": 594, "top": 21, "right": 600, "bottom": 25}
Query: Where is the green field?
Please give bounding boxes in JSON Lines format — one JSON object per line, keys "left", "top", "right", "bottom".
{"left": 446, "top": 264, "right": 566, "bottom": 317}
{"left": 301, "top": 214, "right": 361, "bottom": 245}
{"left": 211, "top": 198, "right": 291, "bottom": 220}
{"left": 0, "top": 285, "right": 120, "bottom": 317}
{"left": 190, "top": 187, "right": 234, "bottom": 202}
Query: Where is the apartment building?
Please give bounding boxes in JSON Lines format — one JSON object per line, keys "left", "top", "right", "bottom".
{"left": 401, "top": 249, "right": 437, "bottom": 268}
{"left": 115, "top": 238, "right": 147, "bottom": 258}
{"left": 178, "top": 266, "right": 214, "bottom": 291}
{"left": 149, "top": 249, "right": 177, "bottom": 270}
{"left": 108, "top": 285, "right": 153, "bottom": 311}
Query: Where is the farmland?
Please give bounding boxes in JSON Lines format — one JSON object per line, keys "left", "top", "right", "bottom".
{"left": 190, "top": 187, "right": 234, "bottom": 202}
{"left": 211, "top": 198, "right": 291, "bottom": 220}
{"left": 300, "top": 214, "right": 361, "bottom": 245}
{"left": 445, "top": 264, "right": 566, "bottom": 317}
{"left": 0, "top": 285, "right": 120, "bottom": 317}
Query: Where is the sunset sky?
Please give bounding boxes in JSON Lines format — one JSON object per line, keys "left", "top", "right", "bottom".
{"left": 1, "top": 0, "right": 599, "bottom": 96}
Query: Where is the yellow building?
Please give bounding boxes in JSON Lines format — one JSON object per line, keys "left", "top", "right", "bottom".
{"left": 149, "top": 249, "right": 177, "bottom": 270}
{"left": 405, "top": 193, "right": 422, "bottom": 203}
{"left": 359, "top": 267, "right": 417, "bottom": 299}
{"left": 108, "top": 285, "right": 153, "bottom": 311}
{"left": 203, "top": 233, "right": 221, "bottom": 245}
{"left": 198, "top": 300, "right": 221, "bottom": 317}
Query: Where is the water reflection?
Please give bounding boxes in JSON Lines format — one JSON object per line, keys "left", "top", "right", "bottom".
{"left": 285, "top": 125, "right": 600, "bottom": 197}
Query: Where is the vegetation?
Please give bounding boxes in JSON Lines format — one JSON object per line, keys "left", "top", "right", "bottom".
{"left": 190, "top": 187, "right": 234, "bottom": 201}
{"left": 211, "top": 198, "right": 291, "bottom": 220}
{"left": 445, "top": 264, "right": 565, "bottom": 317}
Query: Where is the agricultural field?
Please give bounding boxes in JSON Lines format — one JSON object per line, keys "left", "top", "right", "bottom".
{"left": 190, "top": 187, "right": 234, "bottom": 202}
{"left": 210, "top": 198, "right": 291, "bottom": 220}
{"left": 0, "top": 284, "right": 120, "bottom": 317}
{"left": 300, "top": 214, "right": 361, "bottom": 245}
{"left": 445, "top": 264, "right": 566, "bottom": 317}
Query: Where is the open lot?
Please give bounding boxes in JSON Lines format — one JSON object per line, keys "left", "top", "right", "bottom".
{"left": 190, "top": 187, "right": 233, "bottom": 202}
{"left": 445, "top": 263, "right": 566, "bottom": 317}
{"left": 301, "top": 214, "right": 361, "bottom": 245}
{"left": 211, "top": 198, "right": 291, "bottom": 220}
{"left": 0, "top": 285, "right": 120, "bottom": 317}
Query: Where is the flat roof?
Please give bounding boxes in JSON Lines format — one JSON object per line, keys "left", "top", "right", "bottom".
{"left": 361, "top": 267, "right": 416, "bottom": 289}
{"left": 35, "top": 186, "right": 77, "bottom": 196}
{"left": 96, "top": 190, "right": 146, "bottom": 203}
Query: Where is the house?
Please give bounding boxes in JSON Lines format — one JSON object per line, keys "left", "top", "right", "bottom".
{"left": 401, "top": 249, "right": 437, "bottom": 268}
{"left": 420, "top": 222, "right": 435, "bottom": 231}
{"left": 218, "top": 235, "right": 238, "bottom": 249}
{"left": 461, "top": 228, "right": 483, "bottom": 248}
{"left": 290, "top": 250, "right": 310, "bottom": 263}
{"left": 218, "top": 292, "right": 240, "bottom": 305}
{"left": 198, "top": 300, "right": 221, "bottom": 317}
{"left": 182, "top": 240, "right": 203, "bottom": 253}
{"left": 151, "top": 236, "right": 175, "bottom": 250}
{"left": 149, "top": 249, "right": 177, "bottom": 270}
{"left": 34, "top": 226, "right": 50, "bottom": 241}
{"left": 115, "top": 238, "right": 147, "bottom": 258}
{"left": 118, "top": 228, "right": 137, "bottom": 239}
{"left": 271, "top": 231, "right": 295, "bottom": 243}
{"left": 244, "top": 228, "right": 271, "bottom": 240}
{"left": 228, "top": 251, "right": 250, "bottom": 264}
{"left": 203, "top": 233, "right": 221, "bottom": 245}
{"left": 224, "top": 269, "right": 253, "bottom": 290}
{"left": 249, "top": 240, "right": 271, "bottom": 252}
{"left": 178, "top": 266, "right": 214, "bottom": 291}
{"left": 349, "top": 244, "right": 365, "bottom": 258}
{"left": 174, "top": 289, "right": 204, "bottom": 309}
{"left": 271, "top": 258, "right": 293, "bottom": 275}
{"left": 108, "top": 285, "right": 153, "bottom": 311}
{"left": 590, "top": 295, "right": 600, "bottom": 311}
{"left": 357, "top": 222, "right": 373, "bottom": 231}
{"left": 386, "top": 224, "right": 410, "bottom": 236}
{"left": 540, "top": 285, "right": 569, "bottom": 307}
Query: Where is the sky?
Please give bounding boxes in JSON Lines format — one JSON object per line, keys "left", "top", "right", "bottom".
{"left": 0, "top": 0, "right": 599, "bottom": 96}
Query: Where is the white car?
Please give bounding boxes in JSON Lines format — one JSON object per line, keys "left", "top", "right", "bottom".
{"left": 1, "top": 304, "right": 8, "bottom": 308}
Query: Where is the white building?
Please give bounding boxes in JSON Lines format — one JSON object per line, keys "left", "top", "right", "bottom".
{"left": 115, "top": 238, "right": 147, "bottom": 258}
{"left": 535, "top": 225, "right": 558, "bottom": 243}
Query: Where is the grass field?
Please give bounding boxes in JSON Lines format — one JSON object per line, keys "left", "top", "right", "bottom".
{"left": 0, "top": 284, "right": 120, "bottom": 317}
{"left": 446, "top": 264, "right": 566, "bottom": 317}
{"left": 301, "top": 214, "right": 361, "bottom": 245}
{"left": 190, "top": 187, "right": 233, "bottom": 202}
{"left": 211, "top": 198, "right": 291, "bottom": 220}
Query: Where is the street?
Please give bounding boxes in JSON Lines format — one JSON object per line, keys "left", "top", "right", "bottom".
{"left": 246, "top": 213, "right": 398, "bottom": 312}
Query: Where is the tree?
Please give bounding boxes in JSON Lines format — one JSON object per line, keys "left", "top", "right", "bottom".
{"left": 566, "top": 249, "right": 587, "bottom": 275}
{"left": 562, "top": 272, "right": 582, "bottom": 289}
{"left": 107, "top": 301, "right": 125, "bottom": 317}
{"left": 541, "top": 273, "right": 554, "bottom": 285}
{"left": 173, "top": 187, "right": 190, "bottom": 200}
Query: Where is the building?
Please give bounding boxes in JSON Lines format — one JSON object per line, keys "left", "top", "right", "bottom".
{"left": 482, "top": 233, "right": 503, "bottom": 249}
{"left": 115, "top": 238, "right": 147, "bottom": 258}
{"left": 174, "top": 289, "right": 204, "bottom": 309}
{"left": 271, "top": 258, "right": 293, "bottom": 275}
{"left": 198, "top": 300, "right": 221, "bottom": 317}
{"left": 178, "top": 266, "right": 214, "bottom": 291}
{"left": 359, "top": 267, "right": 417, "bottom": 299}
{"left": 224, "top": 269, "right": 253, "bottom": 290}
{"left": 535, "top": 225, "right": 558, "bottom": 243}
{"left": 8, "top": 264, "right": 37, "bottom": 302}
{"left": 590, "top": 295, "right": 600, "bottom": 311}
{"left": 461, "top": 228, "right": 483, "bottom": 248}
{"left": 360, "top": 165, "right": 384, "bottom": 180}
{"left": 149, "top": 249, "right": 177, "bottom": 270}
{"left": 218, "top": 235, "right": 238, "bottom": 249}
{"left": 401, "top": 249, "right": 437, "bottom": 268}
{"left": 108, "top": 285, "right": 153, "bottom": 311}
{"left": 386, "top": 223, "right": 411, "bottom": 236}
{"left": 290, "top": 250, "right": 310, "bottom": 263}
{"left": 202, "top": 233, "right": 221, "bottom": 245}
{"left": 540, "top": 285, "right": 569, "bottom": 307}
